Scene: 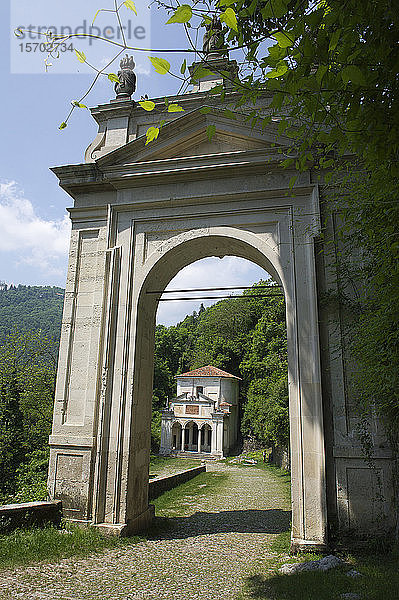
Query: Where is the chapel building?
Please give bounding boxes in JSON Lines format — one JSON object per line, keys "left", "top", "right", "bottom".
{"left": 159, "top": 365, "right": 240, "bottom": 458}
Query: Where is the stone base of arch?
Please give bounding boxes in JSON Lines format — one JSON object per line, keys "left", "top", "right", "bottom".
{"left": 93, "top": 505, "right": 155, "bottom": 537}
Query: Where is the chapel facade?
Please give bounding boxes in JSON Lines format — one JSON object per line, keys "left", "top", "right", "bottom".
{"left": 159, "top": 365, "right": 240, "bottom": 457}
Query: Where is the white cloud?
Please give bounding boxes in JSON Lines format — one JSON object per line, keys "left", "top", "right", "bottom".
{"left": 0, "top": 180, "right": 71, "bottom": 279}
{"left": 156, "top": 256, "right": 270, "bottom": 326}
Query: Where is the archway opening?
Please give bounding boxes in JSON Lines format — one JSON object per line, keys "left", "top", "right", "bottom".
{"left": 130, "top": 231, "right": 292, "bottom": 538}
{"left": 150, "top": 252, "right": 288, "bottom": 464}
{"left": 126, "top": 227, "right": 327, "bottom": 548}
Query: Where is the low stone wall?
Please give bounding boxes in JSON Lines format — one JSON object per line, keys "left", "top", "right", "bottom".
{"left": 0, "top": 500, "right": 63, "bottom": 533}
{"left": 148, "top": 466, "right": 206, "bottom": 500}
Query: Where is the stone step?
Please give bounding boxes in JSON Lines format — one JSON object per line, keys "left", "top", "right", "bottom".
{"left": 174, "top": 451, "right": 220, "bottom": 460}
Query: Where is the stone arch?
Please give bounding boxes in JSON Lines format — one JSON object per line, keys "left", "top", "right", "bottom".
{"left": 183, "top": 421, "right": 199, "bottom": 452}
{"left": 125, "top": 227, "right": 326, "bottom": 548}
{"left": 200, "top": 423, "right": 212, "bottom": 453}
{"left": 171, "top": 421, "right": 183, "bottom": 452}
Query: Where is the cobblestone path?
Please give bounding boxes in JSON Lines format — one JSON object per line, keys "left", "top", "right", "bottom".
{"left": 0, "top": 463, "right": 291, "bottom": 600}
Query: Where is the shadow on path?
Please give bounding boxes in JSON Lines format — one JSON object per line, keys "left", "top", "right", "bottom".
{"left": 147, "top": 508, "right": 291, "bottom": 540}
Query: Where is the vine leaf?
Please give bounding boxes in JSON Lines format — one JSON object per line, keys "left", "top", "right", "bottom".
{"left": 139, "top": 100, "right": 156, "bottom": 111}
{"left": 191, "top": 66, "right": 216, "bottom": 81}
{"left": 168, "top": 104, "right": 184, "bottom": 113}
{"left": 124, "top": 0, "right": 137, "bottom": 15}
{"left": 59, "top": 122, "right": 67, "bottom": 130}
{"left": 166, "top": 5, "right": 193, "bottom": 24}
{"left": 108, "top": 73, "right": 120, "bottom": 83}
{"left": 220, "top": 7, "right": 238, "bottom": 31}
{"left": 207, "top": 124, "right": 216, "bottom": 141}
{"left": 145, "top": 126, "right": 160, "bottom": 145}
{"left": 329, "top": 29, "right": 340, "bottom": 51}
{"left": 273, "top": 31, "right": 295, "bottom": 48}
{"left": 149, "top": 56, "right": 171, "bottom": 75}
{"left": 75, "top": 49, "right": 86, "bottom": 63}
{"left": 341, "top": 65, "right": 366, "bottom": 86}
{"left": 266, "top": 60, "right": 288, "bottom": 78}
{"left": 72, "top": 101, "right": 88, "bottom": 109}
{"left": 261, "top": 0, "right": 288, "bottom": 19}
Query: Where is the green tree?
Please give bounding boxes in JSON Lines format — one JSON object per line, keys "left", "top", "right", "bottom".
{"left": 0, "top": 331, "right": 56, "bottom": 501}
{"left": 240, "top": 297, "right": 288, "bottom": 447}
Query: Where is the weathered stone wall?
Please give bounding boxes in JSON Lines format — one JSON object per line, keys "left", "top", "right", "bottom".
{"left": 0, "top": 501, "right": 62, "bottom": 533}
{"left": 148, "top": 466, "right": 206, "bottom": 500}
{"left": 315, "top": 190, "right": 396, "bottom": 538}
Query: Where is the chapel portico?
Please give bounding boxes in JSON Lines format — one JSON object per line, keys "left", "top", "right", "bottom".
{"left": 160, "top": 365, "right": 240, "bottom": 457}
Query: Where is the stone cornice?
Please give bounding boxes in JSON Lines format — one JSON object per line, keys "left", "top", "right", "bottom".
{"left": 52, "top": 148, "right": 302, "bottom": 197}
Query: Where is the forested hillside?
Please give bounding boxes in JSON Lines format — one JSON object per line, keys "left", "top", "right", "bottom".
{"left": 0, "top": 281, "right": 288, "bottom": 503}
{"left": 0, "top": 284, "right": 64, "bottom": 342}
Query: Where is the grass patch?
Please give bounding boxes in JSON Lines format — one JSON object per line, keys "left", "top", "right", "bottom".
{"left": 270, "top": 530, "right": 291, "bottom": 553}
{"left": 149, "top": 454, "right": 203, "bottom": 478}
{"left": 225, "top": 458, "right": 291, "bottom": 502}
{"left": 152, "top": 471, "right": 229, "bottom": 518}
{"left": 0, "top": 524, "right": 141, "bottom": 571}
{"left": 240, "top": 547, "right": 399, "bottom": 600}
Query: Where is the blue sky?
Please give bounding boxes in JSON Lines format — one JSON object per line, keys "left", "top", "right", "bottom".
{"left": 1, "top": 1, "right": 269, "bottom": 325}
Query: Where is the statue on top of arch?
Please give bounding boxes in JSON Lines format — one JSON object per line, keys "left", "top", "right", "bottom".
{"left": 202, "top": 16, "right": 226, "bottom": 59}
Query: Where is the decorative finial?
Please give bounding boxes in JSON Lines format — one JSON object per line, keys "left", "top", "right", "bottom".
{"left": 114, "top": 54, "right": 136, "bottom": 100}
{"left": 203, "top": 16, "right": 225, "bottom": 58}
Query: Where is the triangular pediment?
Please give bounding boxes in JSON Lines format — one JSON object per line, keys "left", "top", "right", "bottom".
{"left": 97, "top": 107, "right": 291, "bottom": 167}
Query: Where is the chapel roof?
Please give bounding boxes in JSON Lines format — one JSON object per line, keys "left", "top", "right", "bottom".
{"left": 177, "top": 365, "right": 241, "bottom": 379}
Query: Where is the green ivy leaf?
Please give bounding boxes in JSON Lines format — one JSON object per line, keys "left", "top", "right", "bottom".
{"left": 180, "top": 59, "right": 187, "bottom": 75}
{"left": 341, "top": 65, "right": 366, "bottom": 86}
{"left": 208, "top": 84, "right": 223, "bottom": 95}
{"left": 266, "top": 60, "right": 288, "bottom": 78}
{"left": 223, "top": 109, "right": 237, "bottom": 119}
{"left": 108, "top": 73, "right": 120, "bottom": 83}
{"left": 139, "top": 100, "right": 156, "bottom": 111}
{"left": 273, "top": 31, "right": 295, "bottom": 48}
{"left": 207, "top": 124, "right": 216, "bottom": 141}
{"left": 149, "top": 56, "right": 170, "bottom": 75}
{"left": 191, "top": 66, "right": 216, "bottom": 81}
{"left": 145, "top": 126, "right": 160, "bottom": 145}
{"left": 221, "top": 7, "right": 238, "bottom": 31}
{"left": 200, "top": 106, "right": 212, "bottom": 114}
{"left": 218, "top": 0, "right": 237, "bottom": 6}
{"left": 166, "top": 5, "right": 192, "bottom": 24}
{"left": 329, "top": 29, "right": 340, "bottom": 51}
{"left": 316, "top": 64, "right": 328, "bottom": 84}
{"left": 168, "top": 104, "right": 184, "bottom": 112}
{"left": 268, "top": 43, "right": 286, "bottom": 61}
{"left": 72, "top": 101, "right": 88, "bottom": 109}
{"left": 124, "top": 0, "right": 137, "bottom": 15}
{"left": 59, "top": 122, "right": 67, "bottom": 130}
{"left": 261, "top": 0, "right": 288, "bottom": 19}
{"left": 74, "top": 49, "right": 86, "bottom": 63}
